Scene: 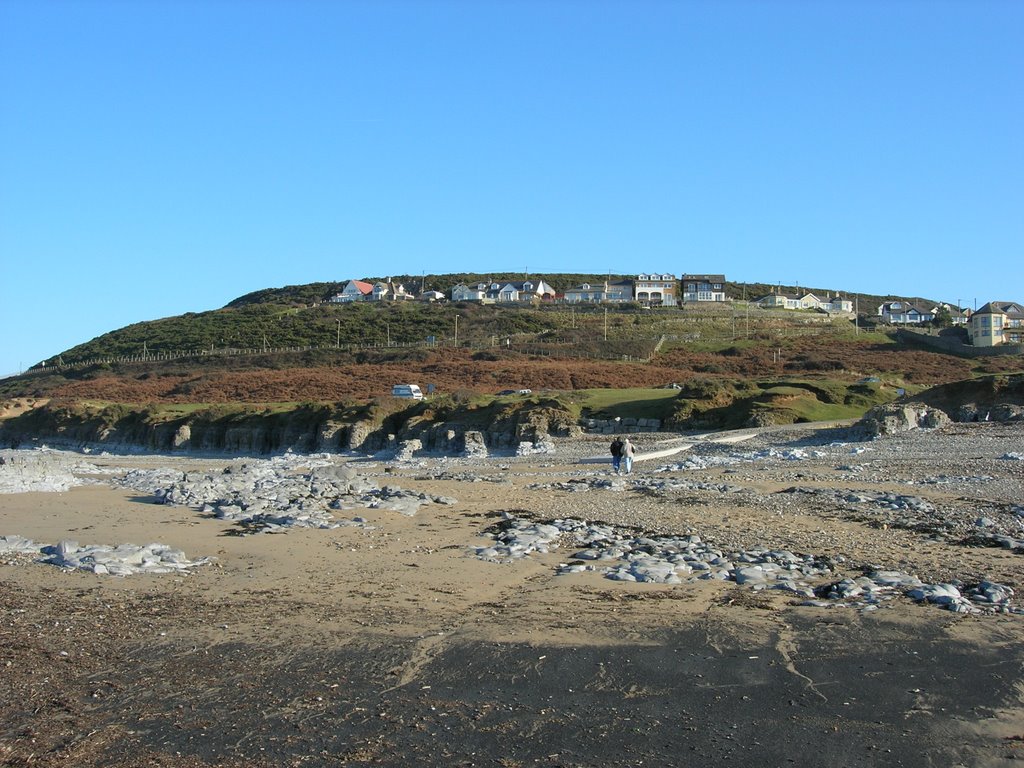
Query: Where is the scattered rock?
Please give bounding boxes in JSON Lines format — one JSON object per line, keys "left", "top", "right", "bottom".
{"left": 0, "top": 536, "right": 211, "bottom": 576}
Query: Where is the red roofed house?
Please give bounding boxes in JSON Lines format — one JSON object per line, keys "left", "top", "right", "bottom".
{"left": 332, "top": 280, "right": 375, "bottom": 303}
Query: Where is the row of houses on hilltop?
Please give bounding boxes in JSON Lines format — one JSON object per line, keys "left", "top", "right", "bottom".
{"left": 876, "top": 300, "right": 1024, "bottom": 346}
{"left": 561, "top": 274, "right": 687, "bottom": 305}
{"left": 333, "top": 273, "right": 856, "bottom": 313}
{"left": 328, "top": 275, "right": 1023, "bottom": 349}
{"left": 873, "top": 300, "right": 1023, "bottom": 347}
{"left": 451, "top": 279, "right": 557, "bottom": 303}
{"left": 331, "top": 278, "right": 445, "bottom": 303}
{"left": 333, "top": 274, "right": 732, "bottom": 307}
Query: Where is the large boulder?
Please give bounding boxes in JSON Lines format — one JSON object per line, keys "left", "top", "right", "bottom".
{"left": 461, "top": 430, "right": 488, "bottom": 459}
{"left": 859, "top": 403, "right": 951, "bottom": 436}
{"left": 316, "top": 420, "right": 347, "bottom": 451}
{"left": 393, "top": 439, "right": 422, "bottom": 462}
{"left": 988, "top": 403, "right": 1024, "bottom": 422}
{"left": 172, "top": 424, "right": 191, "bottom": 449}
{"left": 344, "top": 420, "right": 379, "bottom": 451}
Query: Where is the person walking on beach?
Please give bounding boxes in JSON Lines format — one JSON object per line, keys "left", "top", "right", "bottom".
{"left": 609, "top": 436, "right": 624, "bottom": 474}
{"left": 621, "top": 438, "right": 636, "bottom": 474}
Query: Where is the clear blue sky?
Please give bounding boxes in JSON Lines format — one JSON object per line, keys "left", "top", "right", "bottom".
{"left": 2, "top": 0, "right": 1021, "bottom": 376}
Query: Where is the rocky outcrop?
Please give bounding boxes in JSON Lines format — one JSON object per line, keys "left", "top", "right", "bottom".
{"left": 958, "top": 403, "right": 1024, "bottom": 423}
{"left": 1, "top": 395, "right": 582, "bottom": 456}
{"left": 460, "top": 431, "right": 488, "bottom": 459}
{"left": 859, "top": 403, "right": 951, "bottom": 436}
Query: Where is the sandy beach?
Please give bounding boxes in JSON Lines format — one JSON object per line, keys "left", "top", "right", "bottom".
{"left": 1, "top": 422, "right": 1022, "bottom": 767}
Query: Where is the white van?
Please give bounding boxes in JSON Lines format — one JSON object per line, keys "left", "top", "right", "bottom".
{"left": 391, "top": 384, "right": 424, "bottom": 400}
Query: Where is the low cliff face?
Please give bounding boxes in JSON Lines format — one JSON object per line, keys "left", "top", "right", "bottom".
{"left": 0, "top": 402, "right": 342, "bottom": 454}
{"left": 0, "top": 398, "right": 582, "bottom": 456}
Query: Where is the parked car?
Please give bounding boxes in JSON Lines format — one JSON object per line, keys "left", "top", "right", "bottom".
{"left": 391, "top": 384, "right": 424, "bottom": 400}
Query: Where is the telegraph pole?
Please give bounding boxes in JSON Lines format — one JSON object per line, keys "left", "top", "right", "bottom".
{"left": 744, "top": 283, "right": 749, "bottom": 338}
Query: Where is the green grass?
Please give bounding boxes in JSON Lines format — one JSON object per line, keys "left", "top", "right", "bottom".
{"left": 574, "top": 387, "right": 682, "bottom": 420}
{"left": 750, "top": 379, "right": 907, "bottom": 423}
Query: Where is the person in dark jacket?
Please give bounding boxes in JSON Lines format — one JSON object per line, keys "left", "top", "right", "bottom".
{"left": 610, "top": 437, "right": 624, "bottom": 474}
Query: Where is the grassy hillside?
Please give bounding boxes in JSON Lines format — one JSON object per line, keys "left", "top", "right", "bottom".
{"left": 46, "top": 302, "right": 564, "bottom": 366}
{"left": 32, "top": 273, "right": 952, "bottom": 370}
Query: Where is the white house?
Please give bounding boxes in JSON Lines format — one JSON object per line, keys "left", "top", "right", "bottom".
{"left": 758, "top": 290, "right": 854, "bottom": 313}
{"left": 969, "top": 301, "right": 1024, "bottom": 347}
{"left": 486, "top": 279, "right": 556, "bottom": 303}
{"left": 417, "top": 290, "right": 446, "bottom": 302}
{"left": 332, "top": 280, "right": 375, "bottom": 303}
{"left": 371, "top": 279, "right": 412, "bottom": 301}
{"left": 936, "top": 303, "right": 970, "bottom": 325}
{"left": 878, "top": 301, "right": 935, "bottom": 324}
{"left": 821, "top": 296, "right": 854, "bottom": 313}
{"left": 757, "top": 291, "right": 824, "bottom": 310}
{"left": 450, "top": 282, "right": 490, "bottom": 302}
{"left": 680, "top": 274, "right": 725, "bottom": 303}
{"left": 757, "top": 292, "right": 795, "bottom": 309}
{"left": 564, "top": 280, "right": 633, "bottom": 303}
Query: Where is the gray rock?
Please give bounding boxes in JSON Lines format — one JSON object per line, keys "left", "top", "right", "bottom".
{"left": 461, "top": 431, "right": 489, "bottom": 459}
{"left": 859, "top": 403, "right": 950, "bottom": 436}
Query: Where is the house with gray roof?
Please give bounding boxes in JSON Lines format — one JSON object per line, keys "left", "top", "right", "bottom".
{"left": 969, "top": 301, "right": 1024, "bottom": 347}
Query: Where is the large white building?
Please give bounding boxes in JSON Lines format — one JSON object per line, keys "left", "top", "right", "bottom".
{"left": 635, "top": 274, "right": 677, "bottom": 306}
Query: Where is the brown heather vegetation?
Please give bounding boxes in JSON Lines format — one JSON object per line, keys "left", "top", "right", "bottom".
{"left": 16, "top": 337, "right": 1022, "bottom": 405}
